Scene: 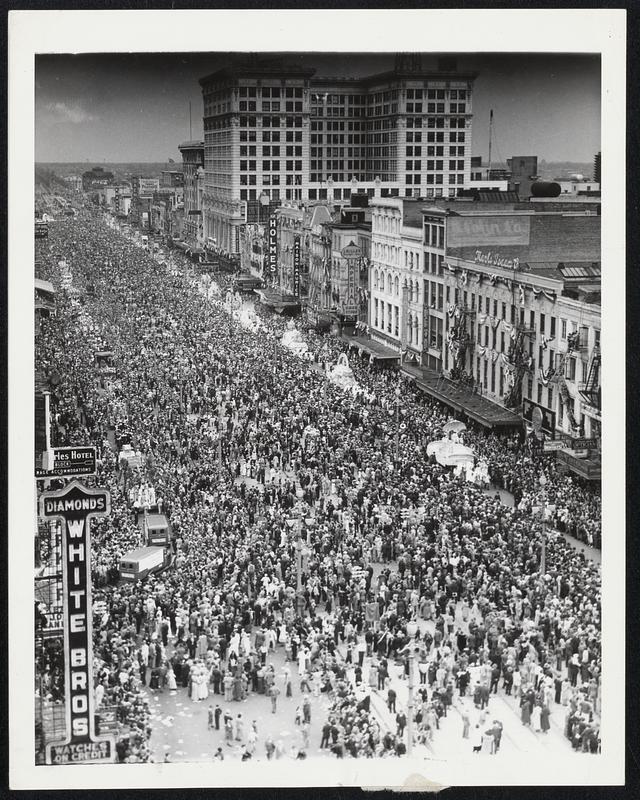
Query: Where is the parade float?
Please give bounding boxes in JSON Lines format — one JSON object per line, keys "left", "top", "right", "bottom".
{"left": 281, "top": 319, "right": 309, "bottom": 357}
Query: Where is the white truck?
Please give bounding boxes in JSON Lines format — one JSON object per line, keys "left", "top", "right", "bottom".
{"left": 119, "top": 546, "right": 171, "bottom": 582}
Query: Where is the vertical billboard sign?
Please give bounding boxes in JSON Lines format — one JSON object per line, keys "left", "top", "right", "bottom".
{"left": 40, "top": 480, "right": 114, "bottom": 765}
{"left": 268, "top": 215, "right": 278, "bottom": 277}
{"left": 293, "top": 235, "right": 301, "bottom": 297}
{"left": 341, "top": 242, "right": 361, "bottom": 316}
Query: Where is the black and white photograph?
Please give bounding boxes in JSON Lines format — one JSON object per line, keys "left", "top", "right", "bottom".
{"left": 8, "top": 8, "right": 626, "bottom": 791}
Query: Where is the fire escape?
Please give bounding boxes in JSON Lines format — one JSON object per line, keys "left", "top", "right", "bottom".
{"left": 538, "top": 330, "right": 583, "bottom": 431}
{"left": 503, "top": 322, "right": 536, "bottom": 409}
{"left": 447, "top": 304, "right": 475, "bottom": 384}
{"left": 578, "top": 343, "right": 601, "bottom": 410}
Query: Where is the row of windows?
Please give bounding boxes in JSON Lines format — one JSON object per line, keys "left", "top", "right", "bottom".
{"left": 250, "top": 145, "right": 302, "bottom": 157}
{"left": 406, "top": 146, "right": 465, "bottom": 157}
{"left": 239, "top": 116, "right": 304, "bottom": 128}
{"left": 239, "top": 160, "right": 304, "bottom": 172}
{"left": 239, "top": 86, "right": 304, "bottom": 98}
{"left": 406, "top": 89, "right": 467, "bottom": 100}
{"left": 238, "top": 101, "right": 305, "bottom": 113}
{"left": 373, "top": 272, "right": 423, "bottom": 299}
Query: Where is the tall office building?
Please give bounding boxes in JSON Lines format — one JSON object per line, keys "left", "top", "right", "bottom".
{"left": 199, "top": 56, "right": 477, "bottom": 255}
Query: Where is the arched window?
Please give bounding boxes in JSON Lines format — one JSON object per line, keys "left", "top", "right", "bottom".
{"left": 407, "top": 313, "right": 413, "bottom": 343}
{"left": 386, "top": 273, "right": 392, "bottom": 294}
{"left": 413, "top": 315, "right": 419, "bottom": 343}
{"left": 373, "top": 269, "right": 379, "bottom": 290}
{"left": 394, "top": 275, "right": 400, "bottom": 296}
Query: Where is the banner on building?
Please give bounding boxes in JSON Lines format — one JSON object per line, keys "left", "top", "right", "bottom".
{"left": 40, "top": 480, "right": 115, "bottom": 765}
{"left": 522, "top": 398, "right": 556, "bottom": 437}
{"left": 293, "top": 235, "right": 301, "bottom": 297}
{"left": 268, "top": 215, "right": 278, "bottom": 275}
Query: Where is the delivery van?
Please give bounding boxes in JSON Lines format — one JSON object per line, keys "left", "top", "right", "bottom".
{"left": 138, "top": 513, "right": 173, "bottom": 547}
{"left": 119, "top": 546, "right": 172, "bottom": 582}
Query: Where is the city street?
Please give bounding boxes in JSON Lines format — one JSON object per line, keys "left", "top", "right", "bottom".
{"left": 146, "top": 643, "right": 333, "bottom": 762}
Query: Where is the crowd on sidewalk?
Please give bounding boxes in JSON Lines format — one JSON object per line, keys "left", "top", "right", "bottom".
{"left": 34, "top": 211, "right": 602, "bottom": 760}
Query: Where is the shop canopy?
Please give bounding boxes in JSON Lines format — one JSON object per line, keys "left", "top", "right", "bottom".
{"left": 341, "top": 334, "right": 400, "bottom": 362}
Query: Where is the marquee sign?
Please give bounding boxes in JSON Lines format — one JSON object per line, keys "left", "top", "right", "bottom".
{"left": 268, "top": 215, "right": 278, "bottom": 274}
{"left": 40, "top": 480, "right": 115, "bottom": 765}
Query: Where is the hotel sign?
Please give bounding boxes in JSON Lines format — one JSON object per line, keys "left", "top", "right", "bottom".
{"left": 41, "top": 480, "right": 115, "bottom": 765}
{"left": 35, "top": 446, "right": 97, "bottom": 478}
{"left": 447, "top": 215, "right": 531, "bottom": 248}
{"left": 268, "top": 215, "right": 278, "bottom": 274}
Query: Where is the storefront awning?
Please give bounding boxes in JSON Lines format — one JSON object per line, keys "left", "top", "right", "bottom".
{"left": 340, "top": 334, "right": 400, "bottom": 362}
{"left": 402, "top": 364, "right": 523, "bottom": 429}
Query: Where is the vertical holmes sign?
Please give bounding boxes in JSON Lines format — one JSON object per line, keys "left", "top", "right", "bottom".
{"left": 268, "top": 215, "right": 278, "bottom": 275}
{"left": 40, "top": 480, "right": 114, "bottom": 765}
{"left": 293, "top": 235, "right": 301, "bottom": 298}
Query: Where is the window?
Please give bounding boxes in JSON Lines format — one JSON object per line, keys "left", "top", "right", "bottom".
{"left": 561, "top": 319, "right": 567, "bottom": 339}
{"left": 539, "top": 313, "right": 546, "bottom": 335}
{"left": 581, "top": 360, "right": 588, "bottom": 383}
{"left": 566, "top": 357, "right": 576, "bottom": 381}
{"left": 537, "top": 384, "right": 543, "bottom": 405}
{"left": 550, "top": 317, "right": 556, "bottom": 338}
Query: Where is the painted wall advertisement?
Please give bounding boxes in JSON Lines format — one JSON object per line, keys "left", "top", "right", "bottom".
{"left": 447, "top": 215, "right": 531, "bottom": 248}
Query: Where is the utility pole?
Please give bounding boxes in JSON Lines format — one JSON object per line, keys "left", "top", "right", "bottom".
{"left": 488, "top": 109, "right": 494, "bottom": 177}
{"left": 539, "top": 472, "right": 547, "bottom": 576}
{"left": 406, "top": 620, "right": 418, "bottom": 756}
{"left": 394, "top": 385, "right": 402, "bottom": 459}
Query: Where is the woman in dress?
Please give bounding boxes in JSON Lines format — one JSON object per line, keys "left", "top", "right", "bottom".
{"left": 166, "top": 664, "right": 177, "bottom": 692}
{"left": 199, "top": 665, "right": 209, "bottom": 702}
{"left": 540, "top": 704, "right": 551, "bottom": 734}
{"left": 531, "top": 701, "right": 542, "bottom": 732}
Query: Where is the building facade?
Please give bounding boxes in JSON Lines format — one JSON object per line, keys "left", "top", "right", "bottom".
{"left": 369, "top": 198, "right": 424, "bottom": 357}
{"left": 178, "top": 141, "right": 205, "bottom": 247}
{"left": 199, "top": 56, "right": 477, "bottom": 258}
{"left": 440, "top": 209, "right": 601, "bottom": 439}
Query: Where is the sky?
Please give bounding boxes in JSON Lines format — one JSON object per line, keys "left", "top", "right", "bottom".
{"left": 35, "top": 52, "right": 601, "bottom": 164}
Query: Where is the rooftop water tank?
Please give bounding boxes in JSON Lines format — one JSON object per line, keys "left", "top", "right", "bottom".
{"left": 530, "top": 181, "right": 561, "bottom": 198}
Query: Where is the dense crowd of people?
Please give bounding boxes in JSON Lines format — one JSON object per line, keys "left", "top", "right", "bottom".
{"left": 35, "top": 207, "right": 602, "bottom": 761}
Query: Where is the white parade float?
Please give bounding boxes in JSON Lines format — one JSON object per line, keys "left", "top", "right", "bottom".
{"left": 327, "top": 353, "right": 359, "bottom": 393}
{"left": 281, "top": 319, "right": 309, "bottom": 357}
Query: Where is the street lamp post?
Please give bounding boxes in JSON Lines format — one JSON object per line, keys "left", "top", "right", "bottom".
{"left": 293, "top": 487, "right": 308, "bottom": 617}
{"left": 218, "top": 389, "right": 229, "bottom": 468}
{"left": 538, "top": 473, "right": 547, "bottom": 576}
{"left": 406, "top": 619, "right": 418, "bottom": 756}
{"left": 394, "top": 385, "right": 402, "bottom": 460}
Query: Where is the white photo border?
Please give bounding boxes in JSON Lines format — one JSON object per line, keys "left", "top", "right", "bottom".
{"left": 8, "top": 7, "right": 626, "bottom": 790}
